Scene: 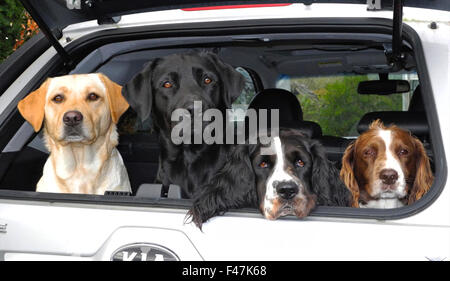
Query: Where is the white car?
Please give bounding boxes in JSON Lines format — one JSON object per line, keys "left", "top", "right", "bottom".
{"left": 0, "top": 0, "right": 449, "bottom": 262}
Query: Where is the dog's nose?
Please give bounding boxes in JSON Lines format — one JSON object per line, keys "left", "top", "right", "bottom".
{"left": 63, "top": 111, "right": 83, "bottom": 127}
{"left": 379, "top": 169, "right": 398, "bottom": 185}
{"left": 275, "top": 181, "right": 299, "bottom": 200}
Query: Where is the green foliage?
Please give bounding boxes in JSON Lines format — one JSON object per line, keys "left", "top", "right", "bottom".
{"left": 295, "top": 75, "right": 402, "bottom": 136}
{"left": 0, "top": 0, "right": 27, "bottom": 62}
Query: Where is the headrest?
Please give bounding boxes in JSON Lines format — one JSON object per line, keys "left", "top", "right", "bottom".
{"left": 246, "top": 88, "right": 322, "bottom": 138}
{"left": 247, "top": 88, "right": 303, "bottom": 121}
{"left": 279, "top": 120, "right": 323, "bottom": 139}
{"left": 357, "top": 111, "right": 429, "bottom": 137}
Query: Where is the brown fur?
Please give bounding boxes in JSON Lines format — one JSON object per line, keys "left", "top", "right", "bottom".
{"left": 18, "top": 79, "right": 50, "bottom": 132}
{"left": 340, "top": 119, "right": 433, "bottom": 207}
{"left": 409, "top": 137, "right": 434, "bottom": 204}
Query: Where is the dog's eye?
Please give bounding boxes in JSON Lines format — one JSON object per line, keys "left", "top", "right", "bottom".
{"left": 203, "top": 77, "right": 212, "bottom": 85}
{"left": 295, "top": 159, "right": 305, "bottom": 168}
{"left": 259, "top": 161, "right": 268, "bottom": 168}
{"left": 398, "top": 149, "right": 409, "bottom": 156}
{"left": 163, "top": 81, "right": 173, "bottom": 88}
{"left": 363, "top": 148, "right": 376, "bottom": 157}
{"left": 52, "top": 94, "right": 64, "bottom": 103}
{"left": 87, "top": 93, "right": 99, "bottom": 101}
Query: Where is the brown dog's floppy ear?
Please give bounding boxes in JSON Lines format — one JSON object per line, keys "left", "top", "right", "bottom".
{"left": 17, "top": 79, "right": 51, "bottom": 132}
{"left": 408, "top": 137, "right": 434, "bottom": 204}
{"left": 340, "top": 142, "right": 360, "bottom": 207}
{"left": 98, "top": 73, "right": 129, "bottom": 124}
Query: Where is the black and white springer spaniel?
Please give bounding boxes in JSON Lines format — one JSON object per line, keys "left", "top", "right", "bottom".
{"left": 188, "top": 128, "right": 352, "bottom": 228}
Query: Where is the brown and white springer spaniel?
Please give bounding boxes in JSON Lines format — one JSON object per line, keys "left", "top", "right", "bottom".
{"left": 340, "top": 120, "right": 433, "bottom": 208}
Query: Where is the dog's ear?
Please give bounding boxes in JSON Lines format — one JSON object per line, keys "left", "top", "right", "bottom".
{"left": 97, "top": 73, "right": 129, "bottom": 124}
{"left": 340, "top": 142, "right": 360, "bottom": 207}
{"left": 408, "top": 137, "right": 434, "bottom": 204}
{"left": 122, "top": 60, "right": 157, "bottom": 122}
{"left": 203, "top": 53, "right": 245, "bottom": 106}
{"left": 17, "top": 78, "right": 51, "bottom": 132}
{"left": 309, "top": 140, "right": 352, "bottom": 207}
{"left": 186, "top": 144, "right": 257, "bottom": 230}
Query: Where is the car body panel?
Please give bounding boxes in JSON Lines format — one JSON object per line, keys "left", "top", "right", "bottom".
{"left": 1, "top": 200, "right": 449, "bottom": 260}
{"left": 0, "top": 200, "right": 203, "bottom": 261}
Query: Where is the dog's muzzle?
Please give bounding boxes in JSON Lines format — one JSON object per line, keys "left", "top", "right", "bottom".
{"left": 63, "top": 110, "right": 85, "bottom": 141}
{"left": 63, "top": 111, "right": 83, "bottom": 127}
{"left": 376, "top": 168, "right": 406, "bottom": 199}
{"left": 274, "top": 181, "right": 299, "bottom": 200}
{"left": 263, "top": 180, "right": 315, "bottom": 220}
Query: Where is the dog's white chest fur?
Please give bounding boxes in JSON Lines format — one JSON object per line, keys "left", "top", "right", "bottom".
{"left": 37, "top": 128, "right": 131, "bottom": 195}
{"left": 38, "top": 147, "right": 130, "bottom": 195}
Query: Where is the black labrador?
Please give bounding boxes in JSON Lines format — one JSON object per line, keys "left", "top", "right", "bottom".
{"left": 122, "top": 52, "right": 246, "bottom": 198}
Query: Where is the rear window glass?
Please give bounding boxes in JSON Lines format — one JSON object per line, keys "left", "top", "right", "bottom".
{"left": 276, "top": 73, "right": 419, "bottom": 137}
{"left": 0, "top": 29, "right": 438, "bottom": 222}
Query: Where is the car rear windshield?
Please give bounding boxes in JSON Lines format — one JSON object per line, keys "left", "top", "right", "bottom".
{"left": 0, "top": 20, "right": 443, "bottom": 221}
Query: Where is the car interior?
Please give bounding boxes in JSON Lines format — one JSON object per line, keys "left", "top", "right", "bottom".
{"left": 0, "top": 30, "right": 435, "bottom": 206}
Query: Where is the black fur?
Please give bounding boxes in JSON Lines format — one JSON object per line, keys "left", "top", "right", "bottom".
{"left": 308, "top": 139, "right": 352, "bottom": 206}
{"left": 186, "top": 144, "right": 258, "bottom": 229}
{"left": 122, "top": 52, "right": 245, "bottom": 198}
{"left": 189, "top": 128, "right": 351, "bottom": 228}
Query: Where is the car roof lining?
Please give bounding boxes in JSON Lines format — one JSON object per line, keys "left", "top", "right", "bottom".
{"left": 71, "top": 32, "right": 415, "bottom": 87}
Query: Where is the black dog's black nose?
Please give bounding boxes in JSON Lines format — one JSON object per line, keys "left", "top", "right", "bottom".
{"left": 63, "top": 111, "right": 83, "bottom": 127}
{"left": 379, "top": 169, "right": 398, "bottom": 185}
{"left": 275, "top": 181, "right": 299, "bottom": 200}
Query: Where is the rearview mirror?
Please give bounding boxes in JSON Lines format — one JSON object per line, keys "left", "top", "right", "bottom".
{"left": 357, "top": 80, "right": 410, "bottom": 95}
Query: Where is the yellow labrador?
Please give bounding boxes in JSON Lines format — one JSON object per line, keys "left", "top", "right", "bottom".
{"left": 17, "top": 73, "right": 131, "bottom": 195}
